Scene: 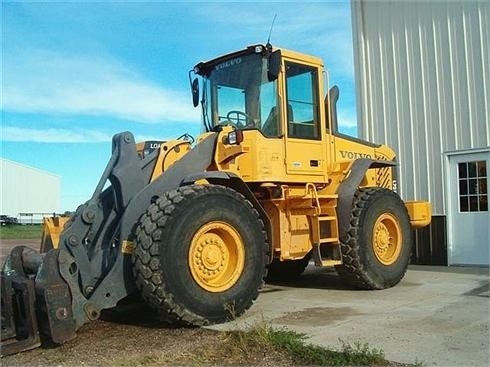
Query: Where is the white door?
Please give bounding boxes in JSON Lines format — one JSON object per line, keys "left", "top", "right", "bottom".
{"left": 447, "top": 151, "right": 489, "bottom": 265}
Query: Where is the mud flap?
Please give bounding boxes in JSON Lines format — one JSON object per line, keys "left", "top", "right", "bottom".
{"left": 0, "top": 274, "right": 41, "bottom": 356}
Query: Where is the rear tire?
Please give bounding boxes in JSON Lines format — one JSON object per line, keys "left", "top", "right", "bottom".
{"left": 132, "top": 184, "right": 269, "bottom": 325}
{"left": 335, "top": 188, "right": 412, "bottom": 289}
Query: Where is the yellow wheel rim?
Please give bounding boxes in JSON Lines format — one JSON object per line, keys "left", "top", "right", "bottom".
{"left": 188, "top": 221, "right": 245, "bottom": 292}
{"left": 372, "top": 213, "right": 402, "bottom": 266}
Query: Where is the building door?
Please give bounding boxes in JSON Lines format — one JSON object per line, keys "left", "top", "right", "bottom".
{"left": 447, "top": 150, "right": 489, "bottom": 265}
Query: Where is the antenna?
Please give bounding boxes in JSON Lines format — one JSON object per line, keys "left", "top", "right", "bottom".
{"left": 266, "top": 14, "right": 277, "bottom": 47}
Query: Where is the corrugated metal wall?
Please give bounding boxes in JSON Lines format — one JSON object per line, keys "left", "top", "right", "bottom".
{"left": 1, "top": 158, "right": 61, "bottom": 218}
{"left": 352, "top": 0, "right": 490, "bottom": 215}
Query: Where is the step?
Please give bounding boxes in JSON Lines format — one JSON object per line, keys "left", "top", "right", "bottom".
{"left": 317, "top": 216, "right": 336, "bottom": 221}
{"left": 315, "top": 259, "right": 342, "bottom": 267}
{"left": 316, "top": 216, "right": 339, "bottom": 242}
{"left": 311, "top": 243, "right": 342, "bottom": 267}
{"left": 319, "top": 237, "right": 338, "bottom": 243}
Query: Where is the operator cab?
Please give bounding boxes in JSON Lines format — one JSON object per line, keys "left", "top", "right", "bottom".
{"left": 191, "top": 44, "right": 330, "bottom": 181}
{"left": 192, "top": 44, "right": 328, "bottom": 140}
{"left": 192, "top": 44, "right": 283, "bottom": 138}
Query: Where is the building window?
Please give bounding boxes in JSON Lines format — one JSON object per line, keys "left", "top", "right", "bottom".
{"left": 458, "top": 161, "right": 488, "bottom": 212}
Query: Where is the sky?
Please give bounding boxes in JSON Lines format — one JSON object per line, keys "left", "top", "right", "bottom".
{"left": 1, "top": 0, "right": 358, "bottom": 212}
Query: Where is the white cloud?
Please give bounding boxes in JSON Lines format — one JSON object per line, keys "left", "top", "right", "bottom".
{"left": 1, "top": 125, "right": 176, "bottom": 144}
{"left": 1, "top": 124, "right": 180, "bottom": 144}
{"left": 2, "top": 50, "right": 200, "bottom": 123}
{"left": 1, "top": 126, "right": 113, "bottom": 143}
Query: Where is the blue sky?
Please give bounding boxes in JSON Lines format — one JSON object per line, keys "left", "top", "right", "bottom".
{"left": 1, "top": 0, "right": 358, "bottom": 212}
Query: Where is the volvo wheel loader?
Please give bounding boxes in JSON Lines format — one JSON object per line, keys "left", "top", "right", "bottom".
{"left": 0, "top": 44, "right": 431, "bottom": 356}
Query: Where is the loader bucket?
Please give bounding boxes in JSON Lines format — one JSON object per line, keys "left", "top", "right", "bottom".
{"left": 0, "top": 246, "right": 77, "bottom": 356}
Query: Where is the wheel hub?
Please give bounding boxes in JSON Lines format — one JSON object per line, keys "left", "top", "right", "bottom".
{"left": 372, "top": 213, "right": 402, "bottom": 266}
{"left": 189, "top": 222, "right": 245, "bottom": 292}
{"left": 375, "top": 224, "right": 390, "bottom": 251}
{"left": 196, "top": 236, "right": 225, "bottom": 274}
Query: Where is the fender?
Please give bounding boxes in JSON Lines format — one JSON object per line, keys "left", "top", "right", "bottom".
{"left": 181, "top": 171, "right": 273, "bottom": 263}
{"left": 336, "top": 158, "right": 396, "bottom": 240}
{"left": 120, "top": 133, "right": 218, "bottom": 241}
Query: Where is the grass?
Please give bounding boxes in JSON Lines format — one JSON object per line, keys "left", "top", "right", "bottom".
{"left": 0, "top": 224, "right": 43, "bottom": 239}
{"left": 119, "top": 322, "right": 390, "bottom": 366}
{"left": 219, "top": 323, "right": 387, "bottom": 366}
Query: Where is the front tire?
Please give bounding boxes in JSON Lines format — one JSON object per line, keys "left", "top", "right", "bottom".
{"left": 132, "top": 184, "right": 269, "bottom": 325}
{"left": 335, "top": 188, "right": 412, "bottom": 289}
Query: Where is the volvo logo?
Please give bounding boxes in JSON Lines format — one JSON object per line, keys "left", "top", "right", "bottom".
{"left": 339, "top": 150, "right": 373, "bottom": 159}
{"left": 215, "top": 58, "right": 242, "bottom": 71}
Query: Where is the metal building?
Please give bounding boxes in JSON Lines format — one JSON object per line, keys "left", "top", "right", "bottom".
{"left": 1, "top": 158, "right": 61, "bottom": 223}
{"left": 351, "top": 1, "right": 489, "bottom": 265}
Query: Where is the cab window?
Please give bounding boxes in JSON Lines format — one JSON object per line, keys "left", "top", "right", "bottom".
{"left": 216, "top": 85, "right": 245, "bottom": 123}
{"left": 285, "top": 62, "right": 320, "bottom": 139}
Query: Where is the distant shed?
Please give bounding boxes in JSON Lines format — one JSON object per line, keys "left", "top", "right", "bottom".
{"left": 1, "top": 158, "right": 61, "bottom": 223}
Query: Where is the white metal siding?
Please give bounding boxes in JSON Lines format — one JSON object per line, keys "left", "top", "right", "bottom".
{"left": 0, "top": 159, "right": 60, "bottom": 218}
{"left": 352, "top": 0, "right": 490, "bottom": 215}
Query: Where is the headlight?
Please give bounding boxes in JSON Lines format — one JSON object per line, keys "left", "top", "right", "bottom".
{"left": 227, "top": 130, "right": 244, "bottom": 145}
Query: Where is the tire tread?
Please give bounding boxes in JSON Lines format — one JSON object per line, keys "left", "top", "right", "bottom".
{"left": 336, "top": 188, "right": 411, "bottom": 290}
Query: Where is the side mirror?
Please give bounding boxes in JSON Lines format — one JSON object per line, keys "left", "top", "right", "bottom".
{"left": 268, "top": 50, "right": 281, "bottom": 81}
{"left": 191, "top": 78, "right": 200, "bottom": 107}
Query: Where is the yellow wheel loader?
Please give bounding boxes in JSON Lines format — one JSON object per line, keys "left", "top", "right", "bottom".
{"left": 0, "top": 44, "right": 431, "bottom": 355}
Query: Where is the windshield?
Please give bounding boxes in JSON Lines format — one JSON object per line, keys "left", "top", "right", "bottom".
{"left": 202, "top": 53, "right": 279, "bottom": 137}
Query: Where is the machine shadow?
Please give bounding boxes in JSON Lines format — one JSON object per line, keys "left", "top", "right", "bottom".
{"left": 99, "top": 297, "right": 193, "bottom": 330}
{"left": 264, "top": 264, "right": 359, "bottom": 291}
{"left": 99, "top": 266, "right": 359, "bottom": 330}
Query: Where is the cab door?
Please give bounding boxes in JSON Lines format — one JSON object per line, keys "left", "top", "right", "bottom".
{"left": 283, "top": 61, "right": 326, "bottom": 179}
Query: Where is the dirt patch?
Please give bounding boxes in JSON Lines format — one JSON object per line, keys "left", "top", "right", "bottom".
{"left": 2, "top": 303, "right": 292, "bottom": 366}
